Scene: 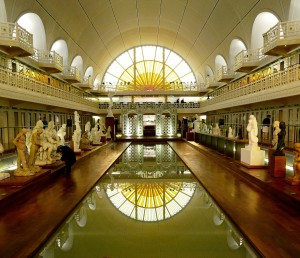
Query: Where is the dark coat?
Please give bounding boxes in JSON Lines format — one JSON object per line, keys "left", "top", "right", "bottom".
{"left": 57, "top": 145, "right": 76, "bottom": 167}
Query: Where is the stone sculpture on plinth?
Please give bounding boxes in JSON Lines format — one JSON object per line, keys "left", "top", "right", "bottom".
{"left": 269, "top": 121, "right": 286, "bottom": 177}
{"left": 13, "top": 128, "right": 34, "bottom": 176}
{"left": 240, "top": 115, "right": 265, "bottom": 166}
{"left": 72, "top": 111, "right": 82, "bottom": 153}
{"left": 57, "top": 124, "right": 67, "bottom": 146}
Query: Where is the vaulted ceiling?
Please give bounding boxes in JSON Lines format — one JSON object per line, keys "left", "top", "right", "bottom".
{"left": 5, "top": 0, "right": 290, "bottom": 80}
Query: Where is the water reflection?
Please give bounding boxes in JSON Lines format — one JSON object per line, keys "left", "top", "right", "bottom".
{"left": 37, "top": 144, "right": 259, "bottom": 258}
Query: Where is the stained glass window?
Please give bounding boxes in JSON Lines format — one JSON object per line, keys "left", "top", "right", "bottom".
{"left": 103, "top": 45, "right": 196, "bottom": 92}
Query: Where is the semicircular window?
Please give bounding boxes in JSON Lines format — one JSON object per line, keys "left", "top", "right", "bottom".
{"left": 103, "top": 45, "right": 196, "bottom": 92}
{"left": 106, "top": 182, "right": 196, "bottom": 222}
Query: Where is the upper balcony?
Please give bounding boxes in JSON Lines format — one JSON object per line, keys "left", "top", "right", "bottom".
{"left": 263, "top": 19, "right": 300, "bottom": 56}
{"left": 73, "top": 76, "right": 93, "bottom": 90}
{"left": 200, "top": 63, "right": 300, "bottom": 113}
{"left": 216, "top": 66, "right": 235, "bottom": 83}
{"left": 233, "top": 48, "right": 265, "bottom": 73}
{"left": 27, "top": 49, "right": 63, "bottom": 74}
{"left": 90, "top": 81, "right": 206, "bottom": 96}
{"left": 61, "top": 66, "right": 81, "bottom": 83}
{"left": 205, "top": 76, "right": 222, "bottom": 90}
{"left": 0, "top": 22, "right": 34, "bottom": 57}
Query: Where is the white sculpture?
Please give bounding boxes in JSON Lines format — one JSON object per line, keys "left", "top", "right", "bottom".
{"left": 91, "top": 124, "right": 102, "bottom": 145}
{"left": 271, "top": 120, "right": 281, "bottom": 150}
{"left": 106, "top": 126, "right": 112, "bottom": 139}
{"left": 212, "top": 123, "right": 220, "bottom": 136}
{"left": 246, "top": 115, "right": 258, "bottom": 149}
{"left": 241, "top": 115, "right": 265, "bottom": 166}
{"left": 228, "top": 127, "right": 233, "bottom": 138}
{"left": 72, "top": 111, "right": 82, "bottom": 152}
{"left": 85, "top": 121, "right": 91, "bottom": 140}
{"left": 107, "top": 93, "right": 114, "bottom": 117}
{"left": 72, "top": 121, "right": 82, "bottom": 152}
{"left": 36, "top": 120, "right": 59, "bottom": 165}
{"left": 57, "top": 124, "right": 67, "bottom": 145}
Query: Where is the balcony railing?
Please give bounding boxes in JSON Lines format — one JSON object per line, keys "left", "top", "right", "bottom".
{"left": 92, "top": 82, "right": 206, "bottom": 94}
{"left": 0, "top": 67, "right": 98, "bottom": 108}
{"left": 0, "top": 22, "right": 34, "bottom": 57}
{"left": 28, "top": 48, "right": 63, "bottom": 74}
{"left": 263, "top": 19, "right": 300, "bottom": 55}
{"left": 202, "top": 64, "right": 300, "bottom": 107}
{"left": 99, "top": 102, "right": 200, "bottom": 110}
{"left": 216, "top": 66, "right": 235, "bottom": 82}
{"left": 234, "top": 48, "right": 266, "bottom": 73}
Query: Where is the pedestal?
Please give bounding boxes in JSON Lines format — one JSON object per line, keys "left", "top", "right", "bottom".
{"left": 186, "top": 132, "right": 195, "bottom": 141}
{"left": 106, "top": 116, "right": 115, "bottom": 140}
{"left": 268, "top": 152, "right": 286, "bottom": 177}
{"left": 241, "top": 145, "right": 265, "bottom": 166}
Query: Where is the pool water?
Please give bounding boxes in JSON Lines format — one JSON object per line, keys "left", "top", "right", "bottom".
{"left": 36, "top": 143, "right": 259, "bottom": 258}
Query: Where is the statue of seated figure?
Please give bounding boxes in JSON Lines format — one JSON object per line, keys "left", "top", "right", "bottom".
{"left": 80, "top": 131, "right": 92, "bottom": 150}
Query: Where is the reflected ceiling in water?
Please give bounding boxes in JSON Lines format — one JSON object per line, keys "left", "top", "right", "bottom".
{"left": 37, "top": 143, "right": 258, "bottom": 258}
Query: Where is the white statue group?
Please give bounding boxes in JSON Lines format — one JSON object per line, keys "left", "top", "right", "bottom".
{"left": 11, "top": 111, "right": 108, "bottom": 177}
{"left": 12, "top": 118, "right": 67, "bottom": 177}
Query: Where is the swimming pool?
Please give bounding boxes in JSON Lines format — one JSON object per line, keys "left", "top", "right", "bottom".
{"left": 36, "top": 143, "right": 259, "bottom": 258}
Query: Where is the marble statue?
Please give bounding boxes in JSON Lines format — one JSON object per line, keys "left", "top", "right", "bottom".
{"left": 241, "top": 115, "right": 265, "bottom": 166}
{"left": 74, "top": 111, "right": 80, "bottom": 124}
{"left": 106, "top": 126, "right": 112, "bottom": 140}
{"left": 35, "top": 121, "right": 59, "bottom": 165}
{"left": 72, "top": 111, "right": 82, "bottom": 152}
{"left": 72, "top": 121, "right": 82, "bottom": 152}
{"left": 246, "top": 115, "right": 258, "bottom": 149}
{"left": 271, "top": 121, "right": 280, "bottom": 150}
{"left": 13, "top": 128, "right": 34, "bottom": 176}
{"left": 274, "top": 121, "right": 286, "bottom": 156}
{"left": 107, "top": 92, "right": 114, "bottom": 117}
{"left": 85, "top": 121, "right": 91, "bottom": 140}
{"left": 228, "top": 127, "right": 233, "bottom": 138}
{"left": 212, "top": 123, "right": 220, "bottom": 136}
{"left": 57, "top": 124, "right": 67, "bottom": 145}
{"left": 28, "top": 128, "right": 43, "bottom": 173}
{"left": 91, "top": 124, "right": 102, "bottom": 145}
{"left": 80, "top": 131, "right": 92, "bottom": 150}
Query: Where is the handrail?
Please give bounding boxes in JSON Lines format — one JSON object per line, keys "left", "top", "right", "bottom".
{"left": 0, "top": 67, "right": 98, "bottom": 108}
{"left": 202, "top": 64, "right": 300, "bottom": 106}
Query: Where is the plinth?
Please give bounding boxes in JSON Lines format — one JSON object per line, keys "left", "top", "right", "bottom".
{"left": 241, "top": 145, "right": 265, "bottom": 167}
{"left": 285, "top": 176, "right": 300, "bottom": 185}
{"left": 269, "top": 156, "right": 286, "bottom": 177}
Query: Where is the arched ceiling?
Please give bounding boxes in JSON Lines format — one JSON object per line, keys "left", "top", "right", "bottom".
{"left": 5, "top": 0, "right": 290, "bottom": 80}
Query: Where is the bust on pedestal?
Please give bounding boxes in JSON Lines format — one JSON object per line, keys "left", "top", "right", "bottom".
{"left": 241, "top": 115, "right": 265, "bottom": 166}
{"left": 268, "top": 121, "right": 286, "bottom": 177}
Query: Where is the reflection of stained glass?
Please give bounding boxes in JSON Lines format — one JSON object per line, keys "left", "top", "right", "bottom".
{"left": 106, "top": 182, "right": 196, "bottom": 222}
{"left": 103, "top": 46, "right": 196, "bottom": 92}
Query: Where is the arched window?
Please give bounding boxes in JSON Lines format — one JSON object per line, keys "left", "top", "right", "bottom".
{"left": 103, "top": 45, "right": 196, "bottom": 92}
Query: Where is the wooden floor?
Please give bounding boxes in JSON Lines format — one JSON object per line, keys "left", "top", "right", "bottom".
{"left": 1, "top": 140, "right": 300, "bottom": 257}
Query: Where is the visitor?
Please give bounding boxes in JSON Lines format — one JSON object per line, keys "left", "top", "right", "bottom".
{"left": 42, "top": 116, "right": 48, "bottom": 129}
{"left": 57, "top": 145, "right": 76, "bottom": 174}
{"left": 262, "top": 114, "right": 271, "bottom": 140}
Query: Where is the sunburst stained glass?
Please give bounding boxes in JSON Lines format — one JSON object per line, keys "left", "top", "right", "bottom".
{"left": 103, "top": 45, "right": 196, "bottom": 92}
